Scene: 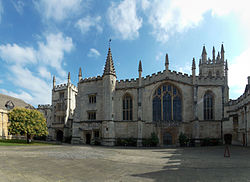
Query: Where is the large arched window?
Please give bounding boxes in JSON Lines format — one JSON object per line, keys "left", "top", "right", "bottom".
{"left": 204, "top": 92, "right": 214, "bottom": 120}
{"left": 152, "top": 84, "right": 182, "bottom": 122}
{"left": 123, "top": 94, "right": 133, "bottom": 120}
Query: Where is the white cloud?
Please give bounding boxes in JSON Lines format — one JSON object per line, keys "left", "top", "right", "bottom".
{"left": 38, "top": 66, "right": 51, "bottom": 80}
{"left": 142, "top": 0, "right": 250, "bottom": 43}
{"left": 107, "top": 0, "right": 142, "bottom": 40}
{"left": 140, "top": 0, "right": 149, "bottom": 11}
{"left": 37, "top": 33, "right": 73, "bottom": 77}
{"left": 88, "top": 48, "right": 100, "bottom": 58}
{"left": 11, "top": 0, "right": 25, "bottom": 14}
{"left": 75, "top": 16, "right": 102, "bottom": 35}
{"left": 0, "top": 44, "right": 36, "bottom": 65}
{"left": 34, "top": 0, "right": 82, "bottom": 22}
{"left": 0, "top": 32, "right": 74, "bottom": 105}
{"left": 228, "top": 47, "right": 250, "bottom": 98}
{"left": 5, "top": 65, "right": 52, "bottom": 105}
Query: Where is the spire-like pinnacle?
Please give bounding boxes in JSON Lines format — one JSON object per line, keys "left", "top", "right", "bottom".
{"left": 202, "top": 45, "right": 207, "bottom": 55}
{"left": 225, "top": 60, "right": 228, "bottom": 70}
{"left": 53, "top": 75, "right": 56, "bottom": 88}
{"left": 103, "top": 47, "right": 116, "bottom": 77}
{"left": 165, "top": 53, "right": 169, "bottom": 70}
{"left": 138, "top": 60, "right": 142, "bottom": 72}
{"left": 78, "top": 67, "right": 82, "bottom": 82}
{"left": 201, "top": 45, "right": 207, "bottom": 63}
{"left": 217, "top": 51, "right": 220, "bottom": 61}
{"left": 221, "top": 43, "right": 225, "bottom": 53}
{"left": 192, "top": 57, "right": 196, "bottom": 69}
{"left": 68, "top": 72, "right": 71, "bottom": 83}
{"left": 165, "top": 54, "right": 169, "bottom": 65}
{"left": 212, "top": 46, "right": 215, "bottom": 61}
{"left": 79, "top": 67, "right": 82, "bottom": 77}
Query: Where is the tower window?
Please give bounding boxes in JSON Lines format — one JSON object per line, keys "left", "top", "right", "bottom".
{"left": 204, "top": 92, "right": 214, "bottom": 120}
{"left": 216, "top": 71, "right": 220, "bottom": 77}
{"left": 59, "top": 92, "right": 64, "bottom": 100}
{"left": 123, "top": 94, "right": 133, "bottom": 120}
{"left": 208, "top": 71, "right": 212, "bottom": 77}
{"left": 89, "top": 95, "right": 96, "bottom": 103}
{"left": 88, "top": 111, "right": 96, "bottom": 120}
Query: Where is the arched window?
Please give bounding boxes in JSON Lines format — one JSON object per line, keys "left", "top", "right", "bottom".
{"left": 152, "top": 84, "right": 182, "bottom": 122}
{"left": 204, "top": 92, "right": 214, "bottom": 120}
{"left": 123, "top": 94, "right": 133, "bottom": 120}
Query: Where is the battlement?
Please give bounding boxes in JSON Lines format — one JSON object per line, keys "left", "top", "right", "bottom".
{"left": 197, "top": 76, "right": 225, "bottom": 85}
{"left": 38, "top": 104, "right": 52, "bottom": 109}
{"left": 80, "top": 75, "right": 102, "bottom": 83}
{"left": 116, "top": 77, "right": 138, "bottom": 89}
{"left": 54, "top": 83, "right": 77, "bottom": 91}
{"left": 227, "top": 92, "right": 250, "bottom": 107}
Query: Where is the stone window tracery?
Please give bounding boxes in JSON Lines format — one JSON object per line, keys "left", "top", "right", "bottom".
{"left": 123, "top": 94, "right": 132, "bottom": 120}
{"left": 153, "top": 84, "right": 182, "bottom": 122}
{"left": 203, "top": 92, "right": 214, "bottom": 120}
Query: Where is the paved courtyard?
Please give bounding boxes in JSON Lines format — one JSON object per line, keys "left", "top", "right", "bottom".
{"left": 0, "top": 145, "right": 250, "bottom": 182}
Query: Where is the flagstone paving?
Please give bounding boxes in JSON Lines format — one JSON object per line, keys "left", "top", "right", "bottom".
{"left": 0, "top": 145, "right": 249, "bottom": 182}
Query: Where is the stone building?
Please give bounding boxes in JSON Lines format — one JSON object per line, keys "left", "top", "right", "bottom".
{"left": 39, "top": 73, "right": 78, "bottom": 141}
{"left": 224, "top": 77, "right": 250, "bottom": 146}
{"left": 40, "top": 44, "right": 235, "bottom": 146}
{"left": 0, "top": 93, "right": 32, "bottom": 139}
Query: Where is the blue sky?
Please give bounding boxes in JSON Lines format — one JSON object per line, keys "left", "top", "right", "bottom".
{"left": 0, "top": 0, "right": 249, "bottom": 106}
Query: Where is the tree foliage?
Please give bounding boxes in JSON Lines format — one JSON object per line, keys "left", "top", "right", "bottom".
{"left": 8, "top": 108, "right": 48, "bottom": 138}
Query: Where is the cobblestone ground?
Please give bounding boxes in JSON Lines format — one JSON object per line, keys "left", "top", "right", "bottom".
{"left": 0, "top": 145, "right": 250, "bottom": 182}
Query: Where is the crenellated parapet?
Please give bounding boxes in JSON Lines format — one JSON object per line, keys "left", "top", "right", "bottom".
{"left": 226, "top": 92, "right": 250, "bottom": 108}
{"left": 38, "top": 104, "right": 52, "bottom": 109}
{"left": 79, "top": 75, "right": 102, "bottom": 83}
{"left": 116, "top": 78, "right": 138, "bottom": 89}
{"left": 116, "top": 69, "right": 193, "bottom": 89}
{"left": 54, "top": 83, "right": 78, "bottom": 92}
{"left": 197, "top": 75, "right": 225, "bottom": 86}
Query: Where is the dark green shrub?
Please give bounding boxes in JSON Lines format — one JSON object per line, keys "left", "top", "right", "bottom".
{"left": 179, "top": 133, "right": 188, "bottom": 147}
{"left": 142, "top": 132, "right": 159, "bottom": 147}
{"left": 116, "top": 137, "right": 137, "bottom": 146}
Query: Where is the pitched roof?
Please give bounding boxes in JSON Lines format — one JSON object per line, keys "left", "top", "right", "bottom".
{"left": 103, "top": 47, "right": 116, "bottom": 77}
{"left": 0, "top": 93, "right": 33, "bottom": 110}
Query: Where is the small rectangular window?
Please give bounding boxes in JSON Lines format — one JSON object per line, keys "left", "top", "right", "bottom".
{"left": 88, "top": 95, "right": 96, "bottom": 104}
{"left": 88, "top": 111, "right": 96, "bottom": 120}
{"left": 59, "top": 92, "right": 64, "bottom": 100}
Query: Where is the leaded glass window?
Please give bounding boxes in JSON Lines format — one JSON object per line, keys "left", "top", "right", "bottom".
{"left": 123, "top": 94, "right": 133, "bottom": 120}
{"left": 152, "top": 84, "right": 182, "bottom": 122}
{"left": 204, "top": 92, "right": 214, "bottom": 120}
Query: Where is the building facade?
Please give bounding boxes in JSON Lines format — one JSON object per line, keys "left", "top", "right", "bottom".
{"left": 39, "top": 44, "right": 245, "bottom": 146}
{"left": 223, "top": 77, "right": 250, "bottom": 146}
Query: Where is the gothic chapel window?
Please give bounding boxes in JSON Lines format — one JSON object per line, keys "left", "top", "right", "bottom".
{"left": 123, "top": 94, "right": 132, "bottom": 120}
{"left": 153, "top": 84, "right": 182, "bottom": 122}
{"left": 203, "top": 92, "right": 214, "bottom": 120}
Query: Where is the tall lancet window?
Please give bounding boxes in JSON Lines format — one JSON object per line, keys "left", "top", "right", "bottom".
{"left": 123, "top": 94, "right": 133, "bottom": 120}
{"left": 204, "top": 92, "right": 214, "bottom": 120}
{"left": 152, "top": 84, "right": 182, "bottom": 122}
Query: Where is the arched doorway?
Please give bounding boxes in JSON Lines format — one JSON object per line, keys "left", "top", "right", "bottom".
{"left": 56, "top": 130, "right": 63, "bottom": 142}
{"left": 163, "top": 132, "right": 172, "bottom": 145}
{"left": 86, "top": 133, "right": 91, "bottom": 144}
